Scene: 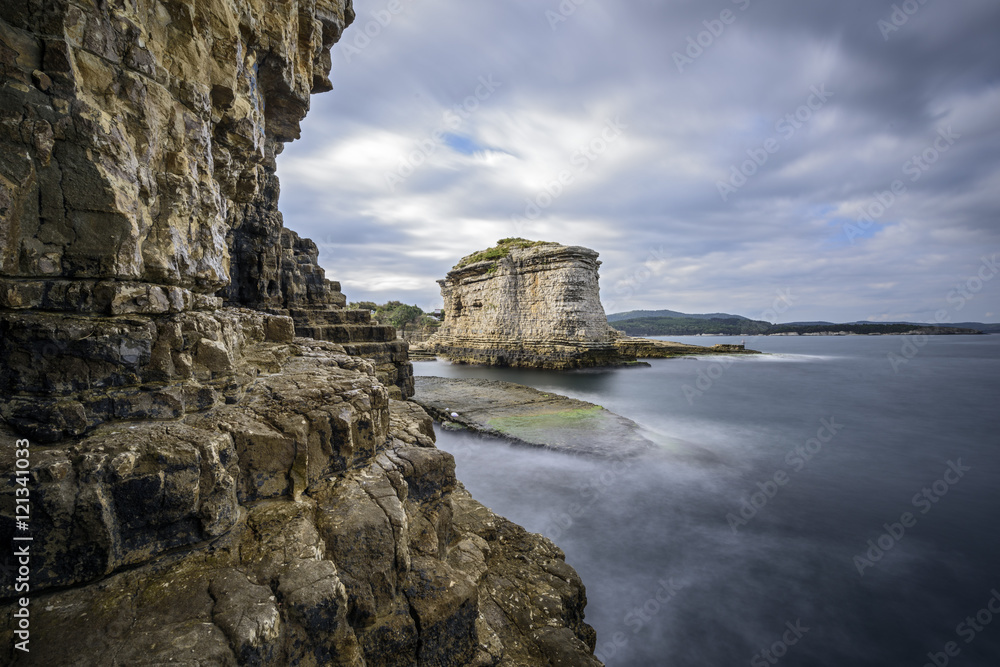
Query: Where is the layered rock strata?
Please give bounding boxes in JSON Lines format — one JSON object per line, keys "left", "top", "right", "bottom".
{"left": 1, "top": 347, "right": 600, "bottom": 665}
{"left": 0, "top": 2, "right": 596, "bottom": 664}
{"left": 430, "top": 241, "right": 634, "bottom": 369}
{"left": 0, "top": 0, "right": 410, "bottom": 415}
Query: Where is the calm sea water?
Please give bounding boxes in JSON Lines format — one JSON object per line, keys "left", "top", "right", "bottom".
{"left": 415, "top": 335, "right": 1000, "bottom": 667}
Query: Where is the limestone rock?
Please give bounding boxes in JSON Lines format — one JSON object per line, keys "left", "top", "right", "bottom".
{"left": 278, "top": 559, "right": 362, "bottom": 666}
{"left": 0, "top": 0, "right": 410, "bottom": 405}
{"left": 1, "top": 352, "right": 603, "bottom": 665}
{"left": 0, "top": 421, "right": 240, "bottom": 591}
{"left": 0, "top": 308, "right": 298, "bottom": 442}
{"left": 430, "top": 239, "right": 634, "bottom": 369}
{"left": 0, "top": 1, "right": 601, "bottom": 664}
{"left": 210, "top": 569, "right": 283, "bottom": 665}
{"left": 0, "top": 0, "right": 353, "bottom": 300}
{"left": 449, "top": 487, "right": 604, "bottom": 667}
{"left": 404, "top": 555, "right": 479, "bottom": 665}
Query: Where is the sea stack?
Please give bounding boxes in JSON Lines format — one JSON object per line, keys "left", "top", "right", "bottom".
{"left": 430, "top": 239, "right": 633, "bottom": 368}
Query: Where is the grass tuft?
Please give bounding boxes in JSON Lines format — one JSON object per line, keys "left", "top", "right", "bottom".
{"left": 454, "top": 238, "right": 555, "bottom": 269}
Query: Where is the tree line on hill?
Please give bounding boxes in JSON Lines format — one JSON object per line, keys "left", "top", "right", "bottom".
{"left": 610, "top": 316, "right": 984, "bottom": 336}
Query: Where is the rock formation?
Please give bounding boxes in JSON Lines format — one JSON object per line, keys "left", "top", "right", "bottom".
{"left": 614, "top": 337, "right": 755, "bottom": 358}
{"left": 430, "top": 239, "right": 633, "bottom": 369}
{"left": 413, "top": 376, "right": 655, "bottom": 458}
{"left": 0, "top": 2, "right": 598, "bottom": 665}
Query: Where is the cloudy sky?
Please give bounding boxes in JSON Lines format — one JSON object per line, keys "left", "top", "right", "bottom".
{"left": 276, "top": 0, "right": 1000, "bottom": 323}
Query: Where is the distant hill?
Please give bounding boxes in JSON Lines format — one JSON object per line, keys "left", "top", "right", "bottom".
{"left": 610, "top": 316, "right": 771, "bottom": 336}
{"left": 765, "top": 323, "right": 982, "bottom": 336}
{"left": 847, "top": 321, "right": 1000, "bottom": 334}
{"left": 607, "top": 309, "right": 998, "bottom": 335}
{"left": 607, "top": 309, "right": 751, "bottom": 322}
{"left": 952, "top": 322, "right": 1000, "bottom": 334}
{"left": 611, "top": 318, "right": 983, "bottom": 337}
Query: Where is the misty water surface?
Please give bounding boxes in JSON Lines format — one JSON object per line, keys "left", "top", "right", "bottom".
{"left": 418, "top": 335, "right": 1000, "bottom": 666}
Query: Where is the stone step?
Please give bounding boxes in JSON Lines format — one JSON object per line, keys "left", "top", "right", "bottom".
{"left": 295, "top": 323, "right": 398, "bottom": 344}
{"left": 289, "top": 308, "right": 372, "bottom": 325}
{"left": 341, "top": 340, "right": 410, "bottom": 363}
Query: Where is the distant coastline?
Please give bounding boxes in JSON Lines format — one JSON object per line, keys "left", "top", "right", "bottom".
{"left": 762, "top": 329, "right": 987, "bottom": 336}
{"left": 608, "top": 310, "right": 995, "bottom": 337}
{"left": 688, "top": 329, "right": 988, "bottom": 337}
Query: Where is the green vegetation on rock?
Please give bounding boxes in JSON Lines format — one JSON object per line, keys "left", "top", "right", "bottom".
{"left": 611, "top": 316, "right": 983, "bottom": 336}
{"left": 413, "top": 376, "right": 655, "bottom": 457}
{"left": 486, "top": 406, "right": 606, "bottom": 437}
{"left": 454, "top": 238, "right": 554, "bottom": 269}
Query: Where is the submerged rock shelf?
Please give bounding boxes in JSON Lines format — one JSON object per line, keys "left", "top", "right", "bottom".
{"left": 413, "top": 376, "right": 655, "bottom": 458}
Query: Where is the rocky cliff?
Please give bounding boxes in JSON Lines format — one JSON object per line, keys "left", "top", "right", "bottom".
{"left": 0, "top": 2, "right": 598, "bottom": 664}
{"left": 430, "top": 239, "right": 632, "bottom": 369}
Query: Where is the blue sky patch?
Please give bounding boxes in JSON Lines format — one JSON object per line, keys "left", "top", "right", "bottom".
{"left": 443, "top": 133, "right": 482, "bottom": 155}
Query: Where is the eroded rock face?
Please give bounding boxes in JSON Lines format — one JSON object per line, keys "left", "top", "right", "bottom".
{"left": 263, "top": 227, "right": 415, "bottom": 399}
{"left": 1, "top": 0, "right": 353, "bottom": 298}
{"left": 0, "top": 0, "right": 411, "bottom": 418}
{"left": 0, "top": 362, "right": 601, "bottom": 665}
{"left": 0, "top": 1, "right": 597, "bottom": 664}
{"left": 431, "top": 240, "right": 633, "bottom": 369}
{"left": 0, "top": 307, "right": 299, "bottom": 441}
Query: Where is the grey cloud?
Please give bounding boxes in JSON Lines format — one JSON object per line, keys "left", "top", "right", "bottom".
{"left": 276, "top": 0, "right": 1000, "bottom": 322}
